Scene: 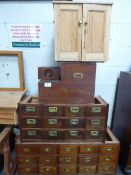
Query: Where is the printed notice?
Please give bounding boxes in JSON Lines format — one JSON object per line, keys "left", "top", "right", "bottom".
{"left": 9, "top": 24, "right": 41, "bottom": 48}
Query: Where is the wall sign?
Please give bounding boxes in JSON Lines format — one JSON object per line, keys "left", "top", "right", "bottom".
{"left": 9, "top": 24, "right": 41, "bottom": 48}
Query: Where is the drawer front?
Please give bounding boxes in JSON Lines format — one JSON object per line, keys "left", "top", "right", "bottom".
{"left": 38, "top": 67, "right": 60, "bottom": 81}
{"left": 59, "top": 145, "right": 78, "bottom": 155}
{"left": 43, "top": 118, "right": 62, "bottom": 128}
{"left": 20, "top": 104, "right": 42, "bottom": 116}
{"left": 39, "top": 156, "right": 57, "bottom": 165}
{"left": 99, "top": 155, "right": 118, "bottom": 164}
{"left": 21, "top": 129, "right": 42, "bottom": 140}
{"left": 97, "top": 164, "right": 116, "bottom": 173}
{"left": 39, "top": 166, "right": 57, "bottom": 175}
{"left": 127, "top": 147, "right": 131, "bottom": 165}
{"left": 86, "top": 117, "right": 106, "bottom": 129}
{"left": 42, "top": 130, "right": 62, "bottom": 140}
{"left": 99, "top": 144, "right": 120, "bottom": 154}
{"left": 79, "top": 145, "right": 98, "bottom": 154}
{"left": 59, "top": 155, "right": 77, "bottom": 164}
{"left": 65, "top": 106, "right": 85, "bottom": 117}
{"left": 79, "top": 166, "right": 96, "bottom": 173}
{"left": 86, "top": 105, "right": 107, "bottom": 117}
{"left": 43, "top": 106, "right": 63, "bottom": 116}
{"left": 16, "top": 145, "right": 38, "bottom": 154}
{"left": 39, "top": 145, "right": 57, "bottom": 154}
{"left": 85, "top": 129, "right": 105, "bottom": 142}
{"left": 17, "top": 156, "right": 38, "bottom": 165}
{"left": 64, "top": 118, "right": 85, "bottom": 129}
{"left": 79, "top": 155, "right": 98, "bottom": 165}
{"left": 59, "top": 165, "right": 77, "bottom": 175}
{"left": 17, "top": 166, "right": 38, "bottom": 174}
{"left": 64, "top": 130, "right": 84, "bottom": 140}
{"left": 20, "top": 117, "right": 42, "bottom": 128}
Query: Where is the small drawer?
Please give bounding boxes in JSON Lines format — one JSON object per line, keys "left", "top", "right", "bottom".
{"left": 20, "top": 117, "right": 42, "bottom": 128}
{"left": 39, "top": 166, "right": 57, "bottom": 175}
{"left": 43, "top": 118, "right": 62, "bottom": 128}
{"left": 59, "top": 165, "right": 77, "bottom": 175}
{"left": 99, "top": 155, "right": 118, "bottom": 164}
{"left": 43, "top": 106, "right": 63, "bottom": 116}
{"left": 20, "top": 104, "right": 42, "bottom": 116}
{"left": 59, "top": 145, "right": 78, "bottom": 155}
{"left": 64, "top": 118, "right": 85, "bottom": 129}
{"left": 21, "top": 129, "right": 42, "bottom": 141}
{"left": 79, "top": 166, "right": 96, "bottom": 173}
{"left": 79, "top": 145, "right": 98, "bottom": 154}
{"left": 86, "top": 105, "right": 107, "bottom": 117}
{"left": 85, "top": 129, "right": 105, "bottom": 142}
{"left": 64, "top": 130, "right": 84, "bottom": 140}
{"left": 59, "top": 155, "right": 77, "bottom": 164}
{"left": 39, "top": 145, "right": 57, "bottom": 154}
{"left": 65, "top": 106, "right": 85, "bottom": 117}
{"left": 79, "top": 155, "right": 98, "bottom": 165}
{"left": 39, "top": 156, "right": 57, "bottom": 165}
{"left": 99, "top": 144, "right": 120, "bottom": 154}
{"left": 42, "top": 129, "right": 62, "bottom": 140}
{"left": 97, "top": 164, "right": 116, "bottom": 173}
{"left": 17, "top": 156, "right": 38, "bottom": 165}
{"left": 16, "top": 145, "right": 38, "bottom": 154}
{"left": 17, "top": 166, "right": 38, "bottom": 174}
{"left": 86, "top": 117, "right": 106, "bottom": 129}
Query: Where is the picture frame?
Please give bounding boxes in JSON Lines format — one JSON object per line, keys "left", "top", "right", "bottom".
{"left": 0, "top": 51, "right": 25, "bottom": 91}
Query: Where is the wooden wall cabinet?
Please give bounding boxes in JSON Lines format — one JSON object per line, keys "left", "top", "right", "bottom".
{"left": 54, "top": 2, "right": 112, "bottom": 62}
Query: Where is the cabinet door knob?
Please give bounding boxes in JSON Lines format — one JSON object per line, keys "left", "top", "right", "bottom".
{"left": 84, "top": 21, "right": 88, "bottom": 25}
{"left": 79, "top": 21, "right": 82, "bottom": 26}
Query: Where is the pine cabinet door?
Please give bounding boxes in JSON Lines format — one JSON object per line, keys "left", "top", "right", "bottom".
{"left": 82, "top": 4, "right": 111, "bottom": 62}
{"left": 54, "top": 4, "right": 82, "bottom": 61}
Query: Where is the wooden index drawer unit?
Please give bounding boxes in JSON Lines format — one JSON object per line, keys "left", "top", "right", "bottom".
{"left": 16, "top": 128, "right": 120, "bottom": 175}
{"left": 19, "top": 96, "right": 108, "bottom": 142}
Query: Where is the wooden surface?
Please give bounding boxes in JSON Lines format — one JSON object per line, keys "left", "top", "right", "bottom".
{"left": 54, "top": 3, "right": 112, "bottom": 62}
{"left": 82, "top": 4, "right": 111, "bottom": 61}
{"left": 0, "top": 126, "right": 16, "bottom": 175}
{"left": 53, "top": 0, "right": 113, "bottom": 4}
{"left": 0, "top": 51, "right": 25, "bottom": 91}
{"left": 54, "top": 4, "right": 82, "bottom": 61}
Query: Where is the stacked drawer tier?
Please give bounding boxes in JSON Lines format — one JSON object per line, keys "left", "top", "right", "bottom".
{"left": 19, "top": 96, "right": 108, "bottom": 142}
{"left": 38, "top": 63, "right": 96, "bottom": 104}
{"left": 16, "top": 127, "right": 120, "bottom": 175}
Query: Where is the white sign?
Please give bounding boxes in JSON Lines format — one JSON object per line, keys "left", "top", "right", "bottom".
{"left": 9, "top": 24, "right": 41, "bottom": 48}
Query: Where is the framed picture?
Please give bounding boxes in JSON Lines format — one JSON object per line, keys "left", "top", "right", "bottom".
{"left": 0, "top": 51, "right": 25, "bottom": 91}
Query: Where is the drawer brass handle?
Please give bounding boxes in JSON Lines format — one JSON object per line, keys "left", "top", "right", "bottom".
{"left": 85, "top": 157, "right": 92, "bottom": 162}
{"left": 48, "top": 119, "right": 57, "bottom": 125}
{"left": 70, "top": 119, "right": 79, "bottom": 125}
{"left": 25, "top": 159, "right": 31, "bottom": 163}
{"left": 26, "top": 119, "right": 37, "bottom": 125}
{"left": 23, "top": 147, "right": 30, "bottom": 152}
{"left": 25, "top": 168, "right": 31, "bottom": 173}
{"left": 91, "top": 119, "right": 101, "bottom": 125}
{"left": 70, "top": 130, "right": 78, "bottom": 137}
{"left": 44, "top": 147, "right": 51, "bottom": 152}
{"left": 85, "top": 147, "right": 92, "bottom": 152}
{"left": 48, "top": 107, "right": 57, "bottom": 113}
{"left": 73, "top": 73, "right": 83, "bottom": 79}
{"left": 65, "top": 167, "right": 71, "bottom": 173}
{"left": 26, "top": 106, "right": 35, "bottom": 112}
{"left": 70, "top": 106, "right": 79, "bottom": 113}
{"left": 45, "top": 159, "right": 50, "bottom": 162}
{"left": 91, "top": 107, "right": 101, "bottom": 113}
{"left": 90, "top": 131, "right": 99, "bottom": 137}
{"left": 49, "top": 131, "right": 57, "bottom": 136}
{"left": 65, "top": 147, "right": 72, "bottom": 152}
{"left": 105, "top": 158, "right": 111, "bottom": 161}
{"left": 106, "top": 147, "right": 112, "bottom": 151}
{"left": 104, "top": 166, "right": 111, "bottom": 171}
{"left": 28, "top": 130, "right": 36, "bottom": 136}
{"left": 45, "top": 168, "right": 50, "bottom": 172}
{"left": 65, "top": 158, "right": 72, "bottom": 163}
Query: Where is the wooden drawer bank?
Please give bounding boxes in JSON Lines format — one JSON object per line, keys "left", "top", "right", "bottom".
{"left": 16, "top": 127, "right": 120, "bottom": 175}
